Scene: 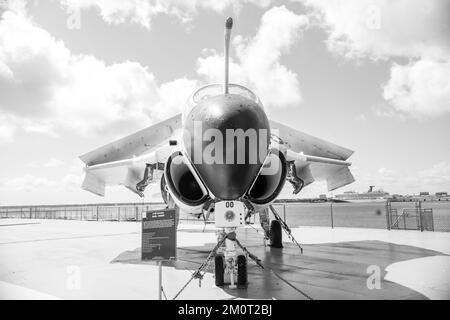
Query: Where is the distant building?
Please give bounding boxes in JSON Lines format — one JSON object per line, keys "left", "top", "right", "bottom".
{"left": 436, "top": 192, "right": 448, "bottom": 197}
{"left": 420, "top": 192, "right": 429, "bottom": 196}
{"left": 319, "top": 194, "right": 327, "bottom": 200}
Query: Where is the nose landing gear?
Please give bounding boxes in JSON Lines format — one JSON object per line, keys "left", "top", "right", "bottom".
{"left": 214, "top": 253, "right": 248, "bottom": 289}
{"left": 214, "top": 228, "right": 248, "bottom": 289}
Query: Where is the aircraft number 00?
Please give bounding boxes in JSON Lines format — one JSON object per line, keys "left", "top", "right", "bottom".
{"left": 225, "top": 201, "right": 234, "bottom": 208}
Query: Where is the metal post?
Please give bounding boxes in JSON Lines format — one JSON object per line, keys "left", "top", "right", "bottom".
{"left": 158, "top": 260, "right": 162, "bottom": 300}
{"left": 96, "top": 206, "right": 99, "bottom": 221}
{"left": 330, "top": 201, "right": 334, "bottom": 229}
{"left": 418, "top": 201, "right": 423, "bottom": 232}
{"left": 118, "top": 207, "right": 120, "bottom": 222}
{"left": 283, "top": 204, "right": 286, "bottom": 222}
{"left": 403, "top": 210, "right": 406, "bottom": 230}
{"left": 386, "top": 201, "right": 391, "bottom": 230}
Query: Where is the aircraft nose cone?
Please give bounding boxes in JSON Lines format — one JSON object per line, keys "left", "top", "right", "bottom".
{"left": 183, "top": 94, "right": 270, "bottom": 200}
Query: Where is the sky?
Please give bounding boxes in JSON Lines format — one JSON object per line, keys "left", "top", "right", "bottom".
{"left": 0, "top": 0, "right": 449, "bottom": 205}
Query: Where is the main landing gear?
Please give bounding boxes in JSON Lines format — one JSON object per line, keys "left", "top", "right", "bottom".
{"left": 258, "top": 208, "right": 283, "bottom": 248}
{"left": 269, "top": 220, "right": 283, "bottom": 248}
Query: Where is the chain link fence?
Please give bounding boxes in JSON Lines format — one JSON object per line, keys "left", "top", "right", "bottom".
{"left": 1, "top": 200, "right": 449, "bottom": 232}
{"left": 271, "top": 200, "right": 450, "bottom": 232}
{"left": 0, "top": 202, "right": 166, "bottom": 222}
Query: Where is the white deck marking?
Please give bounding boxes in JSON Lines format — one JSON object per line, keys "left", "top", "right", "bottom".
{"left": 385, "top": 256, "right": 450, "bottom": 300}
{"left": 289, "top": 226, "right": 450, "bottom": 255}
{"left": 1, "top": 219, "right": 449, "bottom": 299}
{"left": 0, "top": 281, "right": 61, "bottom": 300}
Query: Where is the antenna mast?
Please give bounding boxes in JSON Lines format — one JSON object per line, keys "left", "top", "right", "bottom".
{"left": 224, "top": 17, "right": 233, "bottom": 94}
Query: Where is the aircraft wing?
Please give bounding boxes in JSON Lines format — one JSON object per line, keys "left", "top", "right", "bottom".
{"left": 270, "top": 119, "right": 355, "bottom": 191}
{"left": 79, "top": 114, "right": 182, "bottom": 196}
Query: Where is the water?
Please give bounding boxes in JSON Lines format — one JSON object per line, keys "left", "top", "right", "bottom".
{"left": 272, "top": 201, "right": 450, "bottom": 232}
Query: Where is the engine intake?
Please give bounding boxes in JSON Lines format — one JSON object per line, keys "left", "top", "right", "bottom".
{"left": 164, "top": 151, "right": 209, "bottom": 207}
{"left": 247, "top": 150, "right": 287, "bottom": 205}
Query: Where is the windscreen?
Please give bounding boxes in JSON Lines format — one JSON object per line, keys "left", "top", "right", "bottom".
{"left": 182, "top": 84, "right": 262, "bottom": 124}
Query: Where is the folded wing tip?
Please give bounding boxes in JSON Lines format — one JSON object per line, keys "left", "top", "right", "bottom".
{"left": 81, "top": 172, "right": 106, "bottom": 197}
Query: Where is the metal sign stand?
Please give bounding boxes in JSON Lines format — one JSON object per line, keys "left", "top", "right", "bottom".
{"left": 157, "top": 260, "right": 162, "bottom": 300}
{"left": 155, "top": 259, "right": 169, "bottom": 300}
{"left": 141, "top": 208, "right": 177, "bottom": 300}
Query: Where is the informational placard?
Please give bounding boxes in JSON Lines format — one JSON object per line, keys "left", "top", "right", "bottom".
{"left": 141, "top": 208, "right": 177, "bottom": 260}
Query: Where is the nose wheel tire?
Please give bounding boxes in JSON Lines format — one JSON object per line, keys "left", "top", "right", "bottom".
{"left": 214, "top": 254, "right": 225, "bottom": 287}
{"left": 237, "top": 254, "right": 248, "bottom": 288}
{"left": 269, "top": 220, "right": 283, "bottom": 248}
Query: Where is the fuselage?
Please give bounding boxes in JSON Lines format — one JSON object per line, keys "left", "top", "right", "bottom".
{"left": 163, "top": 84, "right": 287, "bottom": 215}
{"left": 183, "top": 92, "right": 270, "bottom": 199}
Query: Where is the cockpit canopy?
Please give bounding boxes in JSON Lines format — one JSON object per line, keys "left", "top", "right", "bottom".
{"left": 182, "top": 83, "right": 262, "bottom": 124}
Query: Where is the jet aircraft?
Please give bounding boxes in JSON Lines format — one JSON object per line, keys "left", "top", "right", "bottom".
{"left": 80, "top": 17, "right": 354, "bottom": 288}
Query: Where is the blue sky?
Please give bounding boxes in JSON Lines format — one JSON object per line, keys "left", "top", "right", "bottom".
{"left": 0, "top": 0, "right": 449, "bottom": 205}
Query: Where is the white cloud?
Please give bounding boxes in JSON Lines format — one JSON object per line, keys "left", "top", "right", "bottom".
{"left": 0, "top": 174, "right": 59, "bottom": 192}
{"left": 61, "top": 0, "right": 274, "bottom": 29}
{"left": 355, "top": 114, "right": 367, "bottom": 122}
{"left": 0, "top": 5, "right": 308, "bottom": 144}
{"left": 378, "top": 167, "right": 394, "bottom": 176}
{"left": 21, "top": 121, "right": 59, "bottom": 137}
{"left": 382, "top": 59, "right": 450, "bottom": 118}
{"left": 197, "top": 6, "right": 309, "bottom": 109}
{"left": 0, "top": 0, "right": 27, "bottom": 16}
{"left": 0, "top": 172, "right": 86, "bottom": 193}
{"left": 44, "top": 158, "right": 64, "bottom": 168}
{"left": 27, "top": 158, "right": 64, "bottom": 168}
{"left": 297, "top": 0, "right": 450, "bottom": 117}
{"left": 0, "top": 10, "right": 198, "bottom": 138}
{"left": 298, "top": 0, "right": 450, "bottom": 61}
{"left": 0, "top": 116, "right": 16, "bottom": 144}
{"left": 418, "top": 162, "right": 450, "bottom": 189}
{"left": 61, "top": 173, "right": 84, "bottom": 192}
{"left": 155, "top": 77, "right": 199, "bottom": 119}
{"left": 0, "top": 5, "right": 310, "bottom": 144}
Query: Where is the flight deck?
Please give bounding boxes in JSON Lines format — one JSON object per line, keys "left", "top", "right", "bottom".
{"left": 0, "top": 218, "right": 449, "bottom": 300}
